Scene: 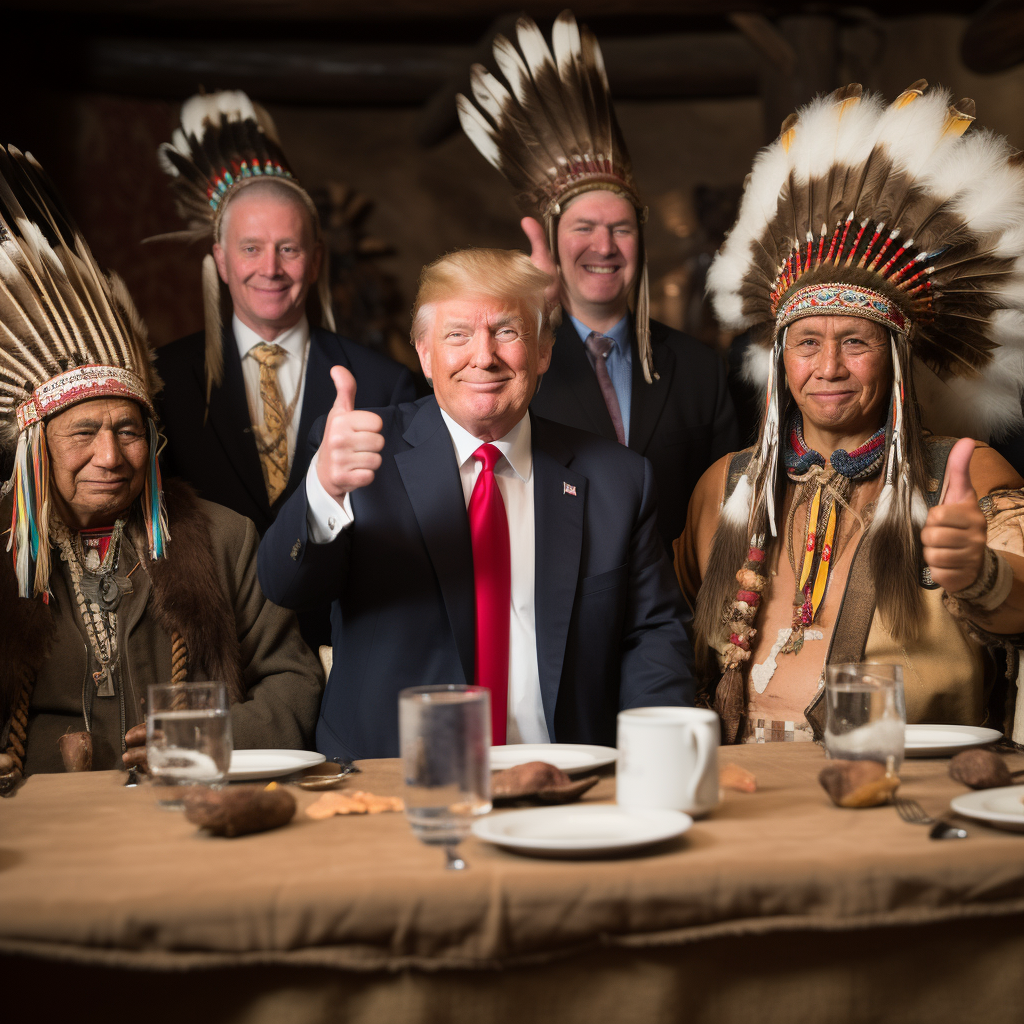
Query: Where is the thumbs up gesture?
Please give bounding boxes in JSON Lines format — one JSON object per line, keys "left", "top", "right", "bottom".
{"left": 920, "top": 437, "right": 988, "bottom": 594}
{"left": 520, "top": 216, "right": 562, "bottom": 313}
{"left": 316, "top": 365, "right": 385, "bottom": 503}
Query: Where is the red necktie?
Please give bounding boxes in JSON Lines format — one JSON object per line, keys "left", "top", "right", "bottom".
{"left": 468, "top": 443, "right": 510, "bottom": 746}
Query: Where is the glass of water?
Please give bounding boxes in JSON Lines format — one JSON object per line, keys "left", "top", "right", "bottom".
{"left": 399, "top": 684, "right": 491, "bottom": 870}
{"left": 147, "top": 682, "right": 233, "bottom": 808}
{"left": 824, "top": 663, "right": 906, "bottom": 772}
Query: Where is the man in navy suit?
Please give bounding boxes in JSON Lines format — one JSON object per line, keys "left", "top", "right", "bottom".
{"left": 258, "top": 248, "right": 694, "bottom": 760}
{"left": 155, "top": 182, "right": 416, "bottom": 538}
{"left": 155, "top": 183, "right": 415, "bottom": 650}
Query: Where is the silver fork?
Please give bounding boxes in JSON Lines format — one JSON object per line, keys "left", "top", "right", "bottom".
{"left": 892, "top": 795, "right": 968, "bottom": 839}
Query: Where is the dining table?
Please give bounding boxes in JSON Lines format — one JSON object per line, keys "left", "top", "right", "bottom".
{"left": 2, "top": 742, "right": 1024, "bottom": 1024}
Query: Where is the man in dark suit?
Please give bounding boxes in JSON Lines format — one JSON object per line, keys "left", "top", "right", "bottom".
{"left": 524, "top": 195, "right": 739, "bottom": 553}
{"left": 155, "top": 183, "right": 416, "bottom": 537}
{"left": 156, "top": 182, "right": 415, "bottom": 652}
{"left": 258, "top": 248, "right": 695, "bottom": 760}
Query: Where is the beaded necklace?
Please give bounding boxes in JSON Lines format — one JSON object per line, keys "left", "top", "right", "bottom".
{"left": 780, "top": 413, "right": 886, "bottom": 653}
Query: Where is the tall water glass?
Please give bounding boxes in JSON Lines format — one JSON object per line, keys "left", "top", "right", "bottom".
{"left": 824, "top": 663, "right": 906, "bottom": 772}
{"left": 147, "top": 682, "right": 233, "bottom": 808}
{"left": 399, "top": 684, "right": 491, "bottom": 870}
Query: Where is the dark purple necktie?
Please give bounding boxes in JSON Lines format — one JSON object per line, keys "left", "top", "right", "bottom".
{"left": 585, "top": 332, "right": 626, "bottom": 446}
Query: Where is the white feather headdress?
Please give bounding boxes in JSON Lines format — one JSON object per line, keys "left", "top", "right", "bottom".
{"left": 0, "top": 145, "right": 167, "bottom": 597}
{"left": 709, "top": 80, "right": 1024, "bottom": 443}
{"left": 151, "top": 91, "right": 335, "bottom": 401}
{"left": 457, "top": 9, "right": 656, "bottom": 383}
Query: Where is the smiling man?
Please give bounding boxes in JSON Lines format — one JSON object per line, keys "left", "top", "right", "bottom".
{"left": 152, "top": 93, "right": 414, "bottom": 651}
{"left": 676, "top": 82, "right": 1024, "bottom": 747}
{"left": 257, "top": 248, "right": 695, "bottom": 760}
{"left": 152, "top": 93, "right": 415, "bottom": 543}
{"left": 0, "top": 147, "right": 323, "bottom": 789}
{"left": 457, "top": 12, "right": 738, "bottom": 552}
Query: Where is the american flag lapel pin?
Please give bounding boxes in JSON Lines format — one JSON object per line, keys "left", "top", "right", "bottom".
{"left": 563, "top": 482, "right": 577, "bottom": 496}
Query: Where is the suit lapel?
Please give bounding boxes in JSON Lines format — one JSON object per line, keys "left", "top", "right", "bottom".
{"left": 531, "top": 416, "right": 586, "bottom": 738}
{"left": 394, "top": 400, "right": 476, "bottom": 687}
{"left": 206, "top": 326, "right": 272, "bottom": 519}
{"left": 548, "top": 319, "right": 618, "bottom": 442}
{"left": 627, "top": 319, "right": 673, "bottom": 456}
{"left": 285, "top": 327, "right": 345, "bottom": 493}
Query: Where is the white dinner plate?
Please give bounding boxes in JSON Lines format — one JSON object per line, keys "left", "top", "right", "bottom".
{"left": 489, "top": 743, "right": 618, "bottom": 774}
{"left": 228, "top": 749, "right": 326, "bottom": 781}
{"left": 472, "top": 804, "right": 692, "bottom": 858}
{"left": 903, "top": 724, "right": 1003, "bottom": 758}
{"left": 950, "top": 784, "right": 1024, "bottom": 832}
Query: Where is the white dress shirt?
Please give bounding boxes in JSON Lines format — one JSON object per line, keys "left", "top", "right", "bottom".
{"left": 234, "top": 313, "right": 310, "bottom": 468}
{"left": 304, "top": 411, "right": 549, "bottom": 744}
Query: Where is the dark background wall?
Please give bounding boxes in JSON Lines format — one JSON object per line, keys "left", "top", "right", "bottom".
{"left": 4, "top": 2, "right": 1023, "bottom": 368}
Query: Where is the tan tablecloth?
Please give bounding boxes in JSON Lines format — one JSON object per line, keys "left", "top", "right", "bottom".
{"left": 3, "top": 744, "right": 1024, "bottom": 1023}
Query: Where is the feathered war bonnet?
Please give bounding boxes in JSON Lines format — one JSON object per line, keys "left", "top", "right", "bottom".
{"left": 698, "top": 82, "right": 1024, "bottom": 737}
{"left": 456, "top": 9, "right": 657, "bottom": 383}
{"left": 152, "top": 91, "right": 336, "bottom": 404}
{"left": 0, "top": 146, "right": 168, "bottom": 599}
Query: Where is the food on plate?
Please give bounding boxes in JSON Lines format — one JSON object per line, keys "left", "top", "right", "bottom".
{"left": 949, "top": 749, "right": 1012, "bottom": 790}
{"left": 305, "top": 790, "right": 405, "bottom": 819}
{"left": 819, "top": 760, "right": 900, "bottom": 808}
{"left": 720, "top": 763, "right": 757, "bottom": 792}
{"left": 490, "top": 761, "right": 600, "bottom": 803}
{"left": 183, "top": 784, "right": 296, "bottom": 836}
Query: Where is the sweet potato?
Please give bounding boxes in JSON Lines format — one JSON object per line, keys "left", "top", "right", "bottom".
{"left": 183, "top": 784, "right": 296, "bottom": 837}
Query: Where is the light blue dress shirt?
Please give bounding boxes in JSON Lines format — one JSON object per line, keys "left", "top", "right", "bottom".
{"left": 569, "top": 313, "right": 632, "bottom": 445}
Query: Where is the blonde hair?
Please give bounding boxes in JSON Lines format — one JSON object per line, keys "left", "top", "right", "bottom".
{"left": 411, "top": 248, "right": 552, "bottom": 345}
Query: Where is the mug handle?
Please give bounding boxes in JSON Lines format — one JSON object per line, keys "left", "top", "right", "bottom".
{"left": 684, "top": 722, "right": 714, "bottom": 809}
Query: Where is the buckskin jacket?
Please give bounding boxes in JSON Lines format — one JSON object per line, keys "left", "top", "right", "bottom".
{"left": 675, "top": 438, "right": 1024, "bottom": 743}
{"left": 0, "top": 480, "right": 324, "bottom": 777}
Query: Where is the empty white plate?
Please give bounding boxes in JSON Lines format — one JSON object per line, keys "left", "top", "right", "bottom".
{"left": 489, "top": 743, "right": 618, "bottom": 774}
{"left": 228, "top": 749, "right": 326, "bottom": 781}
{"left": 472, "top": 804, "right": 691, "bottom": 857}
{"left": 904, "top": 724, "right": 1002, "bottom": 758}
{"left": 950, "top": 784, "right": 1024, "bottom": 832}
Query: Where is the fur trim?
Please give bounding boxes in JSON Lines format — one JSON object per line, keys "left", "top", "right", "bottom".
{"left": 144, "top": 479, "right": 245, "bottom": 704}
{"left": 0, "top": 527, "right": 55, "bottom": 729}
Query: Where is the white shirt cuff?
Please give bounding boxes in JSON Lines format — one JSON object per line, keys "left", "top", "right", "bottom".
{"left": 305, "top": 451, "right": 354, "bottom": 543}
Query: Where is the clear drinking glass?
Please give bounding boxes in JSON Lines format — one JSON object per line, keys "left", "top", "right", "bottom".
{"left": 147, "top": 682, "right": 233, "bottom": 808}
{"left": 824, "top": 663, "right": 906, "bottom": 772}
{"left": 399, "top": 684, "right": 492, "bottom": 870}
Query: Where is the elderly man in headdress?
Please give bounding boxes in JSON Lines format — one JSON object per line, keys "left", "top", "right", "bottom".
{"left": 676, "top": 82, "right": 1024, "bottom": 745}
{"left": 151, "top": 93, "right": 416, "bottom": 651}
{"left": 0, "top": 147, "right": 323, "bottom": 791}
{"left": 457, "top": 11, "right": 738, "bottom": 553}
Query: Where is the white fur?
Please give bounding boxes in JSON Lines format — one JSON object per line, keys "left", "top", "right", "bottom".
{"left": 721, "top": 473, "right": 752, "bottom": 526}
{"left": 741, "top": 341, "right": 772, "bottom": 390}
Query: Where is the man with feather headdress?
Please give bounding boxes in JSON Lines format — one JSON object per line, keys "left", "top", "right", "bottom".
{"left": 151, "top": 91, "right": 415, "bottom": 539}
{"left": 0, "top": 146, "right": 323, "bottom": 791}
{"left": 457, "top": 11, "right": 739, "bottom": 553}
{"left": 150, "top": 91, "right": 415, "bottom": 653}
{"left": 676, "top": 82, "right": 1024, "bottom": 746}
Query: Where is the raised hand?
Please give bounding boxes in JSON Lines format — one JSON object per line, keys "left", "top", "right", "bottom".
{"left": 520, "top": 216, "right": 561, "bottom": 311}
{"left": 316, "top": 365, "right": 385, "bottom": 503}
{"left": 921, "top": 437, "right": 988, "bottom": 594}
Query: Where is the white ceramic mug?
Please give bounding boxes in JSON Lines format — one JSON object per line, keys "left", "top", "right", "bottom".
{"left": 616, "top": 706, "right": 720, "bottom": 816}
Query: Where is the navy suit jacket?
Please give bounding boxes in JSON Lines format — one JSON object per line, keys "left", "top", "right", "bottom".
{"left": 531, "top": 317, "right": 739, "bottom": 552}
{"left": 154, "top": 324, "right": 417, "bottom": 537}
{"left": 257, "top": 397, "right": 695, "bottom": 760}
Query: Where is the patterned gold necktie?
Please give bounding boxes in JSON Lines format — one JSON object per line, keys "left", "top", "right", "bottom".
{"left": 250, "top": 342, "right": 290, "bottom": 504}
